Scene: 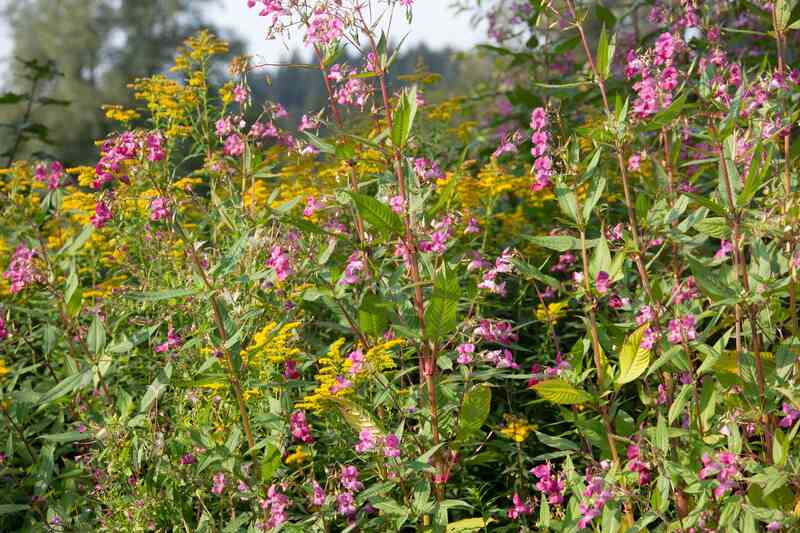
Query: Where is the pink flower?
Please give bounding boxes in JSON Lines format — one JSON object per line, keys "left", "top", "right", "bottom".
{"left": 34, "top": 161, "right": 64, "bottom": 190}
{"left": 530, "top": 107, "right": 548, "bottom": 130}
{"left": 714, "top": 240, "right": 733, "bottom": 260}
{"left": 91, "top": 201, "right": 113, "bottom": 229}
{"left": 464, "top": 217, "right": 480, "bottom": 234}
{"left": 389, "top": 195, "right": 404, "bottom": 214}
{"left": 507, "top": 493, "right": 532, "bottom": 519}
{"left": 154, "top": 327, "right": 182, "bottom": 354}
{"left": 223, "top": 134, "right": 244, "bottom": 156}
{"left": 290, "top": 411, "right": 314, "bottom": 443}
{"left": 347, "top": 349, "right": 365, "bottom": 374}
{"left": 456, "top": 343, "right": 475, "bottom": 365}
{"left": 339, "top": 251, "right": 366, "bottom": 285}
{"left": 628, "top": 152, "right": 642, "bottom": 171}
{"left": 595, "top": 271, "right": 611, "bottom": 294}
{"left": 146, "top": 132, "right": 165, "bottom": 162}
{"left": 779, "top": 403, "right": 800, "bottom": 428}
{"left": 266, "top": 246, "right": 292, "bottom": 282}
{"left": 3, "top": 246, "right": 38, "bottom": 293}
{"left": 340, "top": 465, "right": 363, "bottom": 492}
{"left": 635, "top": 305, "right": 656, "bottom": 325}
{"left": 383, "top": 433, "right": 401, "bottom": 457}
{"left": 215, "top": 118, "right": 233, "bottom": 137}
{"left": 311, "top": 481, "right": 326, "bottom": 506}
{"left": 354, "top": 429, "right": 377, "bottom": 453}
{"left": 667, "top": 315, "right": 697, "bottom": 344}
{"left": 337, "top": 491, "right": 357, "bottom": 516}
{"left": 0, "top": 317, "right": 7, "bottom": 341}
{"left": 298, "top": 114, "right": 319, "bottom": 132}
{"left": 211, "top": 472, "right": 226, "bottom": 495}
{"left": 149, "top": 196, "right": 170, "bottom": 221}
{"left": 284, "top": 360, "right": 300, "bottom": 380}
{"left": 263, "top": 484, "right": 290, "bottom": 529}
{"left": 233, "top": 85, "right": 249, "bottom": 104}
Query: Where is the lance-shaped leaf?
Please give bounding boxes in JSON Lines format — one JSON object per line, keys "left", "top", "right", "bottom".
{"left": 596, "top": 26, "right": 616, "bottom": 80}
{"left": 391, "top": 85, "right": 417, "bottom": 148}
{"left": 615, "top": 324, "right": 651, "bottom": 385}
{"left": 532, "top": 379, "right": 592, "bottom": 405}
{"left": 457, "top": 385, "right": 491, "bottom": 439}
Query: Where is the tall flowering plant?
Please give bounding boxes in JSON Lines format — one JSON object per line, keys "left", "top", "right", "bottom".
{"left": 1, "top": 0, "right": 800, "bottom": 531}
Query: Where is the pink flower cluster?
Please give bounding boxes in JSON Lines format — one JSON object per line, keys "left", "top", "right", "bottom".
{"left": 337, "top": 465, "right": 363, "bottom": 518}
{"left": 667, "top": 315, "right": 697, "bottom": 344}
{"left": 34, "top": 161, "right": 64, "bottom": 190}
{"left": 413, "top": 157, "right": 445, "bottom": 184}
{"left": 3, "top": 245, "right": 38, "bottom": 293}
{"left": 483, "top": 348, "right": 519, "bottom": 369}
{"left": 94, "top": 132, "right": 139, "bottom": 188}
{"left": 456, "top": 343, "right": 475, "bottom": 364}
{"left": 699, "top": 451, "right": 739, "bottom": 499}
{"left": 267, "top": 245, "right": 292, "bottom": 282}
{"left": 477, "top": 248, "right": 514, "bottom": 296}
{"left": 625, "top": 443, "right": 652, "bottom": 485}
{"left": 339, "top": 251, "right": 366, "bottom": 285}
{"left": 419, "top": 216, "right": 455, "bottom": 254}
{"left": 779, "top": 403, "right": 800, "bottom": 428}
{"left": 507, "top": 492, "right": 532, "bottom": 519}
{"left": 0, "top": 316, "right": 8, "bottom": 341}
{"left": 354, "top": 429, "right": 401, "bottom": 457}
{"left": 91, "top": 200, "right": 113, "bottom": 229}
{"left": 530, "top": 463, "right": 565, "bottom": 505}
{"left": 211, "top": 472, "right": 226, "bottom": 495}
{"left": 327, "top": 65, "right": 372, "bottom": 108}
{"left": 154, "top": 327, "right": 182, "bottom": 354}
{"left": 290, "top": 411, "right": 313, "bottom": 443}
{"left": 149, "top": 197, "right": 170, "bottom": 221}
{"left": 626, "top": 32, "right": 682, "bottom": 119}
{"left": 529, "top": 107, "right": 552, "bottom": 190}
{"left": 474, "top": 319, "right": 518, "bottom": 345}
{"left": 305, "top": 7, "right": 344, "bottom": 46}
{"left": 578, "top": 472, "right": 613, "bottom": 530}
{"left": 261, "top": 484, "right": 290, "bottom": 529}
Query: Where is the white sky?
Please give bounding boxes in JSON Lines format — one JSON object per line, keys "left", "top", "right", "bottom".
{"left": 210, "top": 1, "right": 483, "bottom": 61}
{"left": 0, "top": 1, "right": 482, "bottom": 77}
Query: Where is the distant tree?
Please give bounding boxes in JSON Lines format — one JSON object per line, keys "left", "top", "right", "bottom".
{"left": 1, "top": 0, "right": 243, "bottom": 164}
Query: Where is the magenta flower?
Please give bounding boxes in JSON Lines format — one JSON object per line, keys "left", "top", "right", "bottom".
{"left": 145, "top": 132, "right": 165, "bottom": 162}
{"left": 211, "top": 472, "right": 226, "bottom": 495}
{"left": 290, "top": 411, "right": 313, "bottom": 443}
{"left": 154, "top": 327, "right": 182, "bottom": 354}
{"left": 667, "top": 315, "right": 697, "bottom": 344}
{"left": 530, "top": 463, "right": 565, "bottom": 505}
{"left": 595, "top": 271, "right": 611, "bottom": 294}
{"left": 266, "top": 245, "right": 292, "bottom": 282}
{"left": 149, "top": 197, "right": 170, "bottom": 221}
{"left": 34, "top": 161, "right": 65, "bottom": 190}
{"left": 354, "top": 429, "right": 377, "bottom": 453}
{"left": 311, "top": 481, "right": 326, "bottom": 506}
{"left": 263, "top": 484, "right": 290, "bottom": 529}
{"left": 340, "top": 465, "right": 363, "bottom": 492}
{"left": 389, "top": 195, "right": 404, "bottom": 214}
{"left": 3, "top": 245, "right": 39, "bottom": 293}
{"left": 223, "top": 134, "right": 244, "bottom": 156}
{"left": 383, "top": 433, "right": 401, "bottom": 458}
{"left": 507, "top": 492, "right": 532, "bottom": 519}
{"left": 347, "top": 349, "right": 365, "bottom": 375}
{"left": 627, "top": 152, "right": 642, "bottom": 171}
{"left": 779, "top": 403, "right": 800, "bottom": 428}
{"left": 530, "top": 107, "right": 548, "bottom": 130}
{"left": 337, "top": 491, "right": 357, "bottom": 516}
{"left": 284, "top": 360, "right": 300, "bottom": 380}
{"left": 0, "top": 317, "right": 8, "bottom": 341}
{"left": 339, "top": 251, "right": 366, "bottom": 285}
{"left": 456, "top": 343, "right": 475, "bottom": 365}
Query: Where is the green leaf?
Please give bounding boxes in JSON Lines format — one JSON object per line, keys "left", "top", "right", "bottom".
{"left": 693, "top": 217, "right": 729, "bottom": 239}
{"left": 0, "top": 504, "right": 30, "bottom": 515}
{"left": 348, "top": 192, "right": 404, "bottom": 235}
{"left": 596, "top": 26, "right": 616, "bottom": 80}
{"left": 391, "top": 85, "right": 418, "bottom": 148}
{"left": 737, "top": 141, "right": 764, "bottom": 207}
{"left": 554, "top": 181, "right": 579, "bottom": 224}
{"left": 532, "top": 379, "right": 592, "bottom": 405}
{"left": 261, "top": 442, "right": 281, "bottom": 481}
{"left": 358, "top": 294, "right": 389, "bottom": 338}
{"left": 535, "top": 430, "right": 579, "bottom": 450}
{"left": 0, "top": 92, "right": 26, "bottom": 105}
{"left": 615, "top": 324, "right": 651, "bottom": 385}
{"left": 644, "top": 92, "right": 687, "bottom": 131}
{"left": 684, "top": 192, "right": 727, "bottom": 216}
{"left": 60, "top": 224, "right": 94, "bottom": 256}
{"left": 329, "top": 397, "right": 385, "bottom": 437}
{"left": 524, "top": 235, "right": 582, "bottom": 251}
{"left": 457, "top": 385, "right": 491, "bottom": 438}
{"left": 775, "top": 0, "right": 796, "bottom": 30}
{"left": 303, "top": 131, "right": 335, "bottom": 154}
{"left": 446, "top": 518, "right": 494, "bottom": 532}
{"left": 582, "top": 175, "right": 606, "bottom": 222}
{"left": 38, "top": 369, "right": 92, "bottom": 405}
{"left": 669, "top": 384, "right": 693, "bottom": 424}
{"left": 655, "top": 414, "right": 669, "bottom": 452}
{"left": 139, "top": 362, "right": 173, "bottom": 413}
{"left": 40, "top": 431, "right": 89, "bottom": 443}
{"left": 128, "top": 287, "right": 202, "bottom": 301}
{"left": 424, "top": 267, "right": 459, "bottom": 340}
{"left": 88, "top": 314, "right": 106, "bottom": 354}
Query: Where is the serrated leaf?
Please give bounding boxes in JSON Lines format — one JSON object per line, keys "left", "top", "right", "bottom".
{"left": 424, "top": 267, "right": 459, "bottom": 340}
{"left": 532, "top": 379, "right": 592, "bottom": 405}
{"left": 358, "top": 294, "right": 389, "bottom": 338}
{"left": 457, "top": 385, "right": 491, "bottom": 438}
{"left": 615, "top": 324, "right": 651, "bottom": 385}
{"left": 329, "top": 397, "right": 385, "bottom": 437}
{"left": 348, "top": 192, "right": 404, "bottom": 235}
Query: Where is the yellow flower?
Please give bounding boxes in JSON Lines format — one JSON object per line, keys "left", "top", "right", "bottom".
{"left": 66, "top": 166, "right": 96, "bottom": 187}
{"left": 0, "top": 359, "right": 9, "bottom": 379}
{"left": 285, "top": 448, "right": 309, "bottom": 465}
{"left": 102, "top": 105, "right": 141, "bottom": 123}
{"left": 499, "top": 415, "right": 535, "bottom": 443}
{"left": 536, "top": 301, "right": 569, "bottom": 322}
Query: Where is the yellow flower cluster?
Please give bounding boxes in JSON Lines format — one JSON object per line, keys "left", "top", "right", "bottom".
{"left": 102, "top": 105, "right": 141, "bottom": 123}
{"left": 426, "top": 97, "right": 466, "bottom": 122}
{"left": 297, "top": 338, "right": 350, "bottom": 412}
{"left": 171, "top": 30, "right": 229, "bottom": 73}
{"left": 0, "top": 359, "right": 9, "bottom": 379}
{"left": 246, "top": 321, "right": 303, "bottom": 379}
{"left": 297, "top": 337, "right": 403, "bottom": 413}
{"left": 130, "top": 75, "right": 195, "bottom": 134}
{"left": 66, "top": 166, "right": 96, "bottom": 188}
{"left": 499, "top": 415, "right": 536, "bottom": 443}
{"left": 285, "top": 448, "right": 309, "bottom": 465}
{"left": 535, "top": 301, "right": 569, "bottom": 322}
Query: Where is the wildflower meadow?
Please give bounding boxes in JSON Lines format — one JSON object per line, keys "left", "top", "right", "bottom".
{"left": 2, "top": 0, "right": 800, "bottom": 531}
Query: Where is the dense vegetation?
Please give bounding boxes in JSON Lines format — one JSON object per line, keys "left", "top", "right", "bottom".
{"left": 2, "top": 0, "right": 800, "bottom": 531}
